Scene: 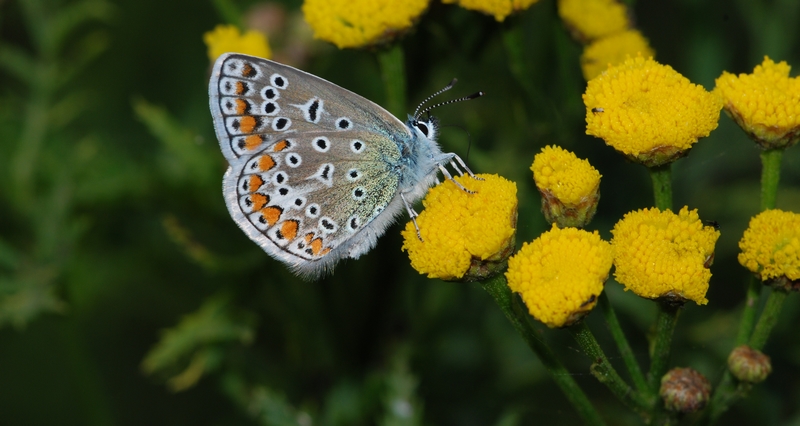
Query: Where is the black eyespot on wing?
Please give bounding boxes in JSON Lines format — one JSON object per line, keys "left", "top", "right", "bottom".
{"left": 321, "top": 165, "right": 330, "bottom": 179}
{"left": 309, "top": 100, "right": 319, "bottom": 122}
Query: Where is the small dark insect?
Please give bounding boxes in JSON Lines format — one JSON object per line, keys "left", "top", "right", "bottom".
{"left": 592, "top": 107, "right": 604, "bottom": 114}
{"left": 703, "top": 220, "right": 720, "bottom": 230}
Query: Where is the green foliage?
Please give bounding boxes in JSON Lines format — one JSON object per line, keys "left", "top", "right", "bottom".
{"left": 1, "top": 0, "right": 800, "bottom": 425}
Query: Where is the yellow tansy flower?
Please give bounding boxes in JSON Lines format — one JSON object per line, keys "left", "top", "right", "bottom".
{"left": 581, "top": 29, "right": 655, "bottom": 81}
{"left": 506, "top": 225, "right": 613, "bottom": 328}
{"left": 442, "top": 0, "right": 540, "bottom": 22}
{"left": 738, "top": 209, "right": 800, "bottom": 284}
{"left": 302, "top": 0, "right": 429, "bottom": 49}
{"left": 402, "top": 174, "right": 517, "bottom": 282}
{"left": 203, "top": 25, "right": 271, "bottom": 63}
{"left": 558, "top": 0, "right": 629, "bottom": 43}
{"left": 714, "top": 57, "right": 800, "bottom": 149}
{"left": 583, "top": 56, "right": 723, "bottom": 167}
{"left": 531, "top": 145, "right": 601, "bottom": 228}
{"left": 611, "top": 207, "right": 720, "bottom": 305}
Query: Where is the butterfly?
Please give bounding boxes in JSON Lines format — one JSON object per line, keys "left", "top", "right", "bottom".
{"left": 208, "top": 53, "right": 482, "bottom": 279}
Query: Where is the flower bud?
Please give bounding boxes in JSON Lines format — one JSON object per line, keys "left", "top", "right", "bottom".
{"left": 728, "top": 345, "right": 772, "bottom": 383}
{"left": 659, "top": 367, "right": 711, "bottom": 413}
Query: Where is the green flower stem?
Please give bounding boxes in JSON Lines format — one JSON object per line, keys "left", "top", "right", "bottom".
{"left": 760, "top": 149, "right": 781, "bottom": 210}
{"left": 647, "top": 302, "right": 681, "bottom": 392}
{"left": 734, "top": 277, "right": 761, "bottom": 345}
{"left": 568, "top": 322, "right": 650, "bottom": 418}
{"left": 649, "top": 164, "right": 673, "bottom": 211}
{"left": 598, "top": 292, "right": 650, "bottom": 396}
{"left": 705, "top": 290, "right": 788, "bottom": 424}
{"left": 377, "top": 44, "right": 407, "bottom": 118}
{"left": 481, "top": 275, "right": 606, "bottom": 426}
{"left": 704, "top": 149, "right": 786, "bottom": 424}
{"left": 748, "top": 288, "right": 788, "bottom": 350}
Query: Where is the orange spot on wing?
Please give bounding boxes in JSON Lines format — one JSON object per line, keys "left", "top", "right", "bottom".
{"left": 244, "top": 135, "right": 263, "bottom": 150}
{"left": 240, "top": 116, "right": 257, "bottom": 133}
{"left": 310, "top": 238, "right": 323, "bottom": 255}
{"left": 235, "top": 81, "right": 246, "bottom": 95}
{"left": 258, "top": 155, "right": 276, "bottom": 171}
{"left": 242, "top": 63, "right": 255, "bottom": 78}
{"left": 250, "top": 193, "right": 269, "bottom": 211}
{"left": 235, "top": 99, "right": 248, "bottom": 114}
{"left": 320, "top": 247, "right": 331, "bottom": 255}
{"left": 280, "top": 220, "right": 299, "bottom": 241}
{"left": 248, "top": 175, "right": 264, "bottom": 192}
{"left": 260, "top": 206, "right": 282, "bottom": 226}
{"left": 304, "top": 233, "right": 314, "bottom": 243}
{"left": 272, "top": 140, "right": 289, "bottom": 152}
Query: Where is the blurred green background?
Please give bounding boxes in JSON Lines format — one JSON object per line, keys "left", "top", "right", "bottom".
{"left": 1, "top": 0, "right": 800, "bottom": 424}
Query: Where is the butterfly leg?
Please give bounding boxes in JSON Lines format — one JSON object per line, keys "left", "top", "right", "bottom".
{"left": 437, "top": 162, "right": 476, "bottom": 194}
{"left": 400, "top": 192, "right": 424, "bottom": 241}
{"left": 451, "top": 154, "right": 484, "bottom": 181}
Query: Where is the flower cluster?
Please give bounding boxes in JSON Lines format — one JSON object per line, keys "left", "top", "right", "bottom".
{"left": 557, "top": 0, "right": 628, "bottom": 42}
{"left": 531, "top": 145, "right": 601, "bottom": 228}
{"left": 506, "top": 225, "right": 613, "bottom": 328}
{"left": 611, "top": 207, "right": 720, "bottom": 305}
{"left": 581, "top": 30, "right": 654, "bottom": 80}
{"left": 302, "top": 0, "right": 430, "bottom": 48}
{"left": 583, "top": 56, "right": 723, "bottom": 166}
{"left": 714, "top": 56, "right": 800, "bottom": 149}
{"left": 442, "top": 0, "right": 540, "bottom": 22}
{"left": 203, "top": 25, "right": 271, "bottom": 62}
{"left": 738, "top": 209, "right": 800, "bottom": 284}
{"left": 402, "top": 174, "right": 517, "bottom": 281}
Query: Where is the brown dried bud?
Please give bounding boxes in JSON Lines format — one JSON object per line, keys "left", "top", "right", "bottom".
{"left": 728, "top": 345, "right": 772, "bottom": 383}
{"left": 659, "top": 367, "right": 711, "bottom": 413}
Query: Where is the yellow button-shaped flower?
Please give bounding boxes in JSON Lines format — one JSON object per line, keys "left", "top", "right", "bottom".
{"left": 506, "top": 225, "right": 613, "bottom": 328}
{"left": 442, "top": 0, "right": 540, "bottom": 22}
{"left": 738, "top": 209, "right": 800, "bottom": 283}
{"left": 531, "top": 145, "right": 601, "bottom": 228}
{"left": 402, "top": 174, "right": 517, "bottom": 281}
{"left": 204, "top": 25, "right": 271, "bottom": 63}
{"left": 581, "top": 29, "right": 655, "bottom": 81}
{"left": 714, "top": 57, "right": 800, "bottom": 150}
{"left": 583, "top": 56, "right": 723, "bottom": 167}
{"left": 302, "top": 0, "right": 429, "bottom": 48}
{"left": 611, "top": 207, "right": 720, "bottom": 305}
{"left": 558, "top": 0, "right": 629, "bottom": 42}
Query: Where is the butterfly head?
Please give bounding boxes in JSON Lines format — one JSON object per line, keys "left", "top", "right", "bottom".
{"left": 408, "top": 115, "right": 439, "bottom": 142}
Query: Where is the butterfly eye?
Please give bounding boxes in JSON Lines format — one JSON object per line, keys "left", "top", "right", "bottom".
{"left": 415, "top": 121, "right": 429, "bottom": 137}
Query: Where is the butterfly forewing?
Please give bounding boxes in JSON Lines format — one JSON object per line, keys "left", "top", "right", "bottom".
{"left": 210, "top": 53, "right": 412, "bottom": 276}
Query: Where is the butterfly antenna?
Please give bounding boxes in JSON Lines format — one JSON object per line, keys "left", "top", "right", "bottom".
{"left": 413, "top": 78, "right": 458, "bottom": 119}
{"left": 415, "top": 91, "right": 485, "bottom": 120}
